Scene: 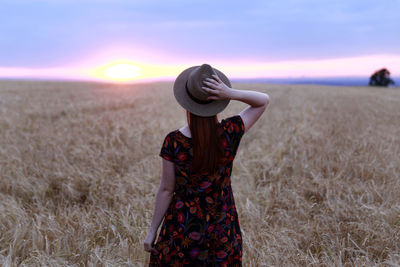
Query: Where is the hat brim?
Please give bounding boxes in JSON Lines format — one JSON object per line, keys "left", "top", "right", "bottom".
{"left": 173, "top": 66, "right": 231, "bottom": 117}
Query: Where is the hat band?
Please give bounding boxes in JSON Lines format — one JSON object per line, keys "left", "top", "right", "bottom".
{"left": 185, "top": 81, "right": 213, "bottom": 105}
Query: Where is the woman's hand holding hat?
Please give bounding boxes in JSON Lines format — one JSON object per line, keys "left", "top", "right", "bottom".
{"left": 202, "top": 74, "right": 235, "bottom": 101}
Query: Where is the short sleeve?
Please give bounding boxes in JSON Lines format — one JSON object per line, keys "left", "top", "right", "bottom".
{"left": 221, "top": 115, "right": 245, "bottom": 156}
{"left": 159, "top": 132, "right": 175, "bottom": 162}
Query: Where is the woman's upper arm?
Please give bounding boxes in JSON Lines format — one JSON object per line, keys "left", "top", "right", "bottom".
{"left": 159, "top": 158, "right": 175, "bottom": 192}
{"left": 239, "top": 102, "right": 268, "bottom": 133}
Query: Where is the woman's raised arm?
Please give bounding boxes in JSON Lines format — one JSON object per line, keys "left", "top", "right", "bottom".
{"left": 202, "top": 74, "right": 270, "bottom": 133}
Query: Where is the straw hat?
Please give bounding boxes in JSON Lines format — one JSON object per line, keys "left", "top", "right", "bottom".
{"left": 173, "top": 64, "right": 231, "bottom": 117}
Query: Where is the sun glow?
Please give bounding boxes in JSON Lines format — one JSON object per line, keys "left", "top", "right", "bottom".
{"left": 93, "top": 61, "right": 142, "bottom": 82}
{"left": 87, "top": 60, "right": 185, "bottom": 82}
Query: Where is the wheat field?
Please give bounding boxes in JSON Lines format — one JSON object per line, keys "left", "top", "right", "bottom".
{"left": 0, "top": 80, "right": 399, "bottom": 266}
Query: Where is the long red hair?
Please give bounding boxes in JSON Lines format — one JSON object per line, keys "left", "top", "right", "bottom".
{"left": 187, "top": 111, "right": 224, "bottom": 174}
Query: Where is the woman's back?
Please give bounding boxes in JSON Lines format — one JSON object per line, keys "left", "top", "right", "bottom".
{"left": 161, "top": 115, "right": 244, "bottom": 195}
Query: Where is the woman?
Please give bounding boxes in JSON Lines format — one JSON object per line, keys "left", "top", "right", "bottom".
{"left": 144, "top": 64, "right": 270, "bottom": 266}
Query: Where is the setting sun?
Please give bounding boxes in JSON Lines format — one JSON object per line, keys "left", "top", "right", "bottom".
{"left": 93, "top": 61, "right": 142, "bottom": 82}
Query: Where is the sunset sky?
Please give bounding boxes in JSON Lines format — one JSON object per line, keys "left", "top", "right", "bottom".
{"left": 1, "top": 0, "right": 399, "bottom": 82}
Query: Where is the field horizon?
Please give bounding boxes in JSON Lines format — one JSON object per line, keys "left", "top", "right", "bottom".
{"left": 0, "top": 80, "right": 399, "bottom": 266}
{"left": 1, "top": 75, "right": 399, "bottom": 88}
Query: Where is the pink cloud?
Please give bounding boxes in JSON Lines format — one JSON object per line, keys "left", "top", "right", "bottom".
{"left": 0, "top": 54, "right": 398, "bottom": 82}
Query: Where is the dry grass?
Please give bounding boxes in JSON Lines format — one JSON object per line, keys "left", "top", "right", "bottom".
{"left": 0, "top": 79, "right": 399, "bottom": 266}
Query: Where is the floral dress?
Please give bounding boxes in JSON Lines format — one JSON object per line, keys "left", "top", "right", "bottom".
{"left": 149, "top": 115, "right": 245, "bottom": 267}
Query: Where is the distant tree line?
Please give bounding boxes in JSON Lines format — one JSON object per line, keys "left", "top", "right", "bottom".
{"left": 369, "top": 68, "right": 395, "bottom": 87}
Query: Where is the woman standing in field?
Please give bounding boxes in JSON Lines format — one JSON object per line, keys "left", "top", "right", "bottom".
{"left": 144, "top": 64, "right": 269, "bottom": 266}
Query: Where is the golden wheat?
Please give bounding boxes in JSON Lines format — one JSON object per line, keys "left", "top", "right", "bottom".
{"left": 0, "top": 80, "right": 399, "bottom": 266}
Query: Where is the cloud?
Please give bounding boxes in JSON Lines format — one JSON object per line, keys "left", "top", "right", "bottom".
{"left": 0, "top": 0, "right": 399, "bottom": 68}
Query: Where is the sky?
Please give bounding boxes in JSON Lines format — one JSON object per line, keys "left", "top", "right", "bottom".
{"left": 0, "top": 0, "right": 399, "bottom": 82}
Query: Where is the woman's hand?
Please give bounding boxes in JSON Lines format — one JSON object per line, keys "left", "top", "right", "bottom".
{"left": 143, "top": 231, "right": 157, "bottom": 253}
{"left": 202, "top": 74, "right": 235, "bottom": 101}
